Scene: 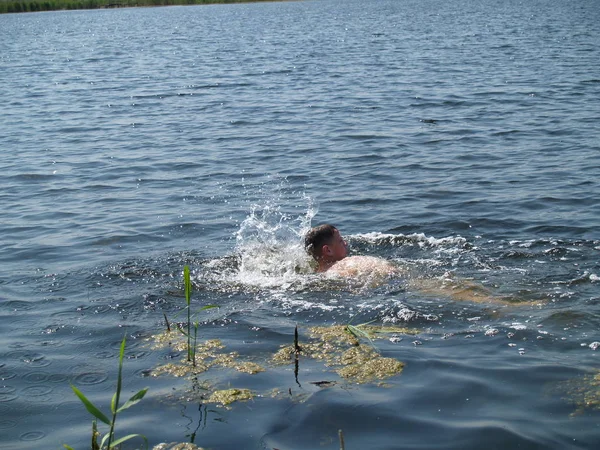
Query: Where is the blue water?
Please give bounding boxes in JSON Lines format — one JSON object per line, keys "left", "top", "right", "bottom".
{"left": 1, "top": 0, "right": 599, "bottom": 448}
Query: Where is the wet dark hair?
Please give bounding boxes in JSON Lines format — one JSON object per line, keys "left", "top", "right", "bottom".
{"left": 304, "top": 224, "right": 337, "bottom": 258}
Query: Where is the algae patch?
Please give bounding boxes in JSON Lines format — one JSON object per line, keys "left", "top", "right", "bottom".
{"left": 148, "top": 323, "right": 413, "bottom": 406}
{"left": 271, "top": 324, "right": 412, "bottom": 383}
{"left": 149, "top": 332, "right": 264, "bottom": 379}
{"left": 207, "top": 388, "right": 253, "bottom": 405}
{"left": 153, "top": 444, "right": 205, "bottom": 450}
{"left": 555, "top": 370, "right": 600, "bottom": 415}
{"left": 147, "top": 331, "right": 263, "bottom": 405}
{"left": 337, "top": 345, "right": 404, "bottom": 383}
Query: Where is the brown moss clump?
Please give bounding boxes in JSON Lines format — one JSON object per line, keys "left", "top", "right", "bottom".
{"left": 148, "top": 331, "right": 225, "bottom": 353}
{"left": 231, "top": 361, "right": 265, "bottom": 374}
{"left": 271, "top": 324, "right": 409, "bottom": 384}
{"left": 337, "top": 345, "right": 404, "bottom": 383}
{"left": 549, "top": 370, "right": 600, "bottom": 415}
{"left": 272, "top": 345, "right": 296, "bottom": 365}
{"left": 152, "top": 361, "right": 208, "bottom": 378}
{"left": 310, "top": 325, "right": 360, "bottom": 346}
{"left": 153, "top": 444, "right": 205, "bottom": 450}
{"left": 578, "top": 372, "right": 600, "bottom": 411}
{"left": 207, "top": 388, "right": 254, "bottom": 406}
{"left": 272, "top": 341, "right": 337, "bottom": 365}
{"left": 149, "top": 333, "right": 265, "bottom": 378}
{"left": 149, "top": 330, "right": 188, "bottom": 352}
{"left": 150, "top": 323, "right": 410, "bottom": 408}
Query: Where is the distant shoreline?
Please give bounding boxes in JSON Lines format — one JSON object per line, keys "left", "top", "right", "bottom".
{"left": 0, "top": 0, "right": 291, "bottom": 15}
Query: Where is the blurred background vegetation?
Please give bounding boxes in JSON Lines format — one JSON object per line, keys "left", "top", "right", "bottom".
{"left": 0, "top": 0, "right": 275, "bottom": 14}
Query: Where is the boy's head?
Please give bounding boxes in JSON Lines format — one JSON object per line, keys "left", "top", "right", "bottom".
{"left": 304, "top": 224, "right": 348, "bottom": 267}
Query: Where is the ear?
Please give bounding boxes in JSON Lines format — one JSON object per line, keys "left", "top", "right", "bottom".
{"left": 322, "top": 244, "right": 332, "bottom": 256}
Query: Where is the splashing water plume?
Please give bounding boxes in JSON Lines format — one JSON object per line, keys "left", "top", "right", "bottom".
{"left": 233, "top": 194, "right": 317, "bottom": 289}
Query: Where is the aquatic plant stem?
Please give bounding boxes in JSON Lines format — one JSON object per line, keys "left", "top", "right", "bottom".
{"left": 163, "top": 312, "right": 171, "bottom": 332}
{"left": 184, "top": 266, "right": 192, "bottom": 363}
{"left": 92, "top": 419, "right": 99, "bottom": 450}
{"left": 192, "top": 321, "right": 199, "bottom": 367}
{"left": 294, "top": 324, "right": 302, "bottom": 387}
{"left": 180, "top": 265, "right": 218, "bottom": 367}
{"left": 339, "top": 429, "right": 345, "bottom": 450}
{"left": 294, "top": 324, "right": 301, "bottom": 353}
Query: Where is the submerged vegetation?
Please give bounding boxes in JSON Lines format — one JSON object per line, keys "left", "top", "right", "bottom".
{"left": 0, "top": 0, "right": 278, "bottom": 15}
{"left": 148, "top": 321, "right": 415, "bottom": 407}
{"left": 150, "top": 266, "right": 263, "bottom": 405}
{"left": 272, "top": 324, "right": 412, "bottom": 384}
{"left": 553, "top": 370, "right": 600, "bottom": 416}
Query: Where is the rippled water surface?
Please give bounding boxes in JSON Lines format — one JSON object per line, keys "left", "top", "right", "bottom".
{"left": 1, "top": 0, "right": 599, "bottom": 449}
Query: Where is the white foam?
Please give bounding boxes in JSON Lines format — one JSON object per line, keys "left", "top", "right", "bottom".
{"left": 353, "top": 232, "right": 467, "bottom": 248}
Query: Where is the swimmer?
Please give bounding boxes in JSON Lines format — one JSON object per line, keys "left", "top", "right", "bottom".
{"left": 304, "top": 224, "right": 523, "bottom": 304}
{"left": 304, "top": 224, "right": 398, "bottom": 278}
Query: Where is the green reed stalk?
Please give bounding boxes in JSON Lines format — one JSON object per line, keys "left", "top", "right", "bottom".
{"left": 184, "top": 265, "right": 193, "bottom": 362}
{"left": 67, "top": 335, "right": 149, "bottom": 449}
{"left": 192, "top": 321, "right": 199, "bottom": 365}
{"left": 178, "top": 265, "right": 218, "bottom": 368}
{"left": 163, "top": 312, "right": 171, "bottom": 332}
{"left": 92, "top": 419, "right": 99, "bottom": 450}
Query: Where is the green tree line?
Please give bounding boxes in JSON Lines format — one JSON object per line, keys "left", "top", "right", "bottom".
{"left": 0, "top": 0, "right": 276, "bottom": 14}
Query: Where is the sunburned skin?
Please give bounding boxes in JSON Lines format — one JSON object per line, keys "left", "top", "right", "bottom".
{"left": 323, "top": 255, "right": 404, "bottom": 289}
{"left": 329, "top": 258, "right": 536, "bottom": 304}
{"left": 327, "top": 256, "right": 530, "bottom": 305}
{"left": 326, "top": 255, "right": 400, "bottom": 278}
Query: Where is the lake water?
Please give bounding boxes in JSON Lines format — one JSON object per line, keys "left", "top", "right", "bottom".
{"left": 1, "top": 0, "right": 599, "bottom": 448}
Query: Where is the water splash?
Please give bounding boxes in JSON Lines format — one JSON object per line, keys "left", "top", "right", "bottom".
{"left": 233, "top": 192, "right": 317, "bottom": 289}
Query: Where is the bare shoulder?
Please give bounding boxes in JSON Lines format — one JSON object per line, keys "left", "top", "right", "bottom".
{"left": 327, "top": 256, "right": 399, "bottom": 278}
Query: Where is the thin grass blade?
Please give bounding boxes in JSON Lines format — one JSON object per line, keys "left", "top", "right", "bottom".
{"left": 196, "top": 304, "right": 219, "bottom": 312}
{"left": 100, "top": 432, "right": 111, "bottom": 450}
{"left": 113, "top": 335, "right": 126, "bottom": 413}
{"left": 190, "top": 305, "right": 219, "bottom": 320}
{"left": 346, "top": 324, "right": 369, "bottom": 339}
{"left": 184, "top": 265, "right": 192, "bottom": 306}
{"left": 346, "top": 324, "right": 377, "bottom": 349}
{"left": 176, "top": 322, "right": 189, "bottom": 337}
{"left": 117, "top": 387, "right": 149, "bottom": 413}
{"left": 109, "top": 433, "right": 148, "bottom": 449}
{"left": 70, "top": 385, "right": 110, "bottom": 425}
{"left": 110, "top": 392, "right": 117, "bottom": 415}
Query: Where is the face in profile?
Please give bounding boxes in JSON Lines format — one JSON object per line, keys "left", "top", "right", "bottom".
{"left": 326, "top": 229, "right": 348, "bottom": 262}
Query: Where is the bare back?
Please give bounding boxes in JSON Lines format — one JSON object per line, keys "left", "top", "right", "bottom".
{"left": 326, "top": 255, "right": 399, "bottom": 279}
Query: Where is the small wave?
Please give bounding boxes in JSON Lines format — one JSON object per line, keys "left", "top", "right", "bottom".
{"left": 353, "top": 232, "right": 468, "bottom": 248}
